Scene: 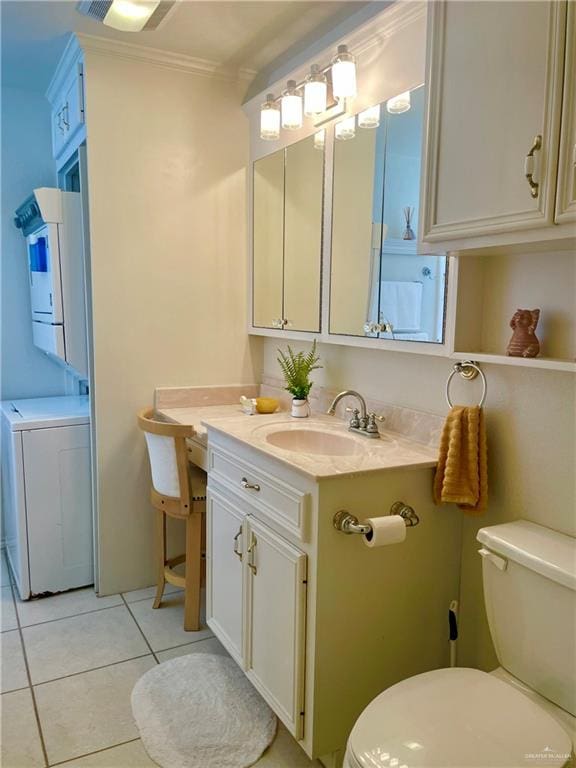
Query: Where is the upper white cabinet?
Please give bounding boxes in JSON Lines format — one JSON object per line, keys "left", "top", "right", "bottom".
{"left": 46, "top": 38, "right": 86, "bottom": 170}
{"left": 555, "top": 0, "right": 576, "bottom": 223}
{"left": 421, "top": 0, "right": 569, "bottom": 248}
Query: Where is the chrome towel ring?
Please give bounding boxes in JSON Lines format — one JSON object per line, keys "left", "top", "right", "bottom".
{"left": 445, "top": 361, "right": 487, "bottom": 408}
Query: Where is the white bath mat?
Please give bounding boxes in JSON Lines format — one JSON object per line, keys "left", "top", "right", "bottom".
{"left": 131, "top": 654, "right": 277, "bottom": 768}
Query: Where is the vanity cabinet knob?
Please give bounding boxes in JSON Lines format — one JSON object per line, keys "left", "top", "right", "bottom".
{"left": 241, "top": 477, "right": 260, "bottom": 492}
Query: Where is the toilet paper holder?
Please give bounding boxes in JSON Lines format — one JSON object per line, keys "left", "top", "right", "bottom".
{"left": 333, "top": 502, "right": 420, "bottom": 535}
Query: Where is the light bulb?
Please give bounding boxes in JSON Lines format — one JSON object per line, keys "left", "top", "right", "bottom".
{"left": 281, "top": 80, "right": 303, "bottom": 130}
{"left": 387, "top": 91, "right": 411, "bottom": 114}
{"left": 358, "top": 104, "right": 380, "bottom": 128}
{"left": 103, "top": 0, "right": 160, "bottom": 31}
{"left": 304, "top": 65, "right": 327, "bottom": 116}
{"left": 335, "top": 115, "right": 355, "bottom": 141}
{"left": 313, "top": 130, "right": 325, "bottom": 151}
{"left": 331, "top": 44, "right": 357, "bottom": 100}
{"left": 260, "top": 94, "right": 280, "bottom": 140}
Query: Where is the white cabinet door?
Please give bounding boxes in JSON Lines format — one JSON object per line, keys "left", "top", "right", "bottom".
{"left": 556, "top": 1, "right": 576, "bottom": 222}
{"left": 244, "top": 515, "right": 307, "bottom": 739}
{"left": 22, "top": 425, "right": 93, "bottom": 595}
{"left": 206, "top": 488, "right": 245, "bottom": 664}
{"left": 422, "top": 0, "right": 566, "bottom": 243}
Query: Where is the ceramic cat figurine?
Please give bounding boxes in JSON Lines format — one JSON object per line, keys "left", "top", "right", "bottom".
{"left": 507, "top": 309, "right": 540, "bottom": 358}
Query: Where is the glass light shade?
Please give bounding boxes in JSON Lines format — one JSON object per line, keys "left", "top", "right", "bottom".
{"left": 260, "top": 95, "right": 280, "bottom": 140}
{"left": 314, "top": 130, "right": 325, "bottom": 151}
{"left": 281, "top": 80, "right": 303, "bottom": 130}
{"left": 331, "top": 45, "right": 357, "bottom": 100}
{"left": 335, "top": 116, "right": 356, "bottom": 141}
{"left": 304, "top": 65, "right": 327, "bottom": 115}
{"left": 358, "top": 104, "right": 380, "bottom": 128}
{"left": 103, "top": 0, "right": 160, "bottom": 31}
{"left": 387, "top": 91, "right": 411, "bottom": 114}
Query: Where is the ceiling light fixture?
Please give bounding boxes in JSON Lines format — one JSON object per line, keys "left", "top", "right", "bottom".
{"left": 331, "top": 45, "right": 357, "bottom": 100}
{"left": 281, "top": 80, "right": 303, "bottom": 130}
{"left": 358, "top": 104, "right": 380, "bottom": 129}
{"left": 103, "top": 0, "right": 161, "bottom": 32}
{"left": 387, "top": 91, "right": 411, "bottom": 114}
{"left": 260, "top": 94, "right": 281, "bottom": 141}
{"left": 304, "top": 65, "right": 328, "bottom": 116}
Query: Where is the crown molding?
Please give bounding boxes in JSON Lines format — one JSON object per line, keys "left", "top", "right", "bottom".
{"left": 75, "top": 33, "right": 257, "bottom": 83}
{"left": 243, "top": 0, "right": 426, "bottom": 113}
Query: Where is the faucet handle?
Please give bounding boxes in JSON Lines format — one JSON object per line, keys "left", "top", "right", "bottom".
{"left": 366, "top": 412, "right": 385, "bottom": 433}
{"left": 345, "top": 406, "right": 360, "bottom": 428}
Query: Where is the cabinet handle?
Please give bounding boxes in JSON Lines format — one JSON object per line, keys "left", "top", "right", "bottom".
{"left": 524, "top": 134, "right": 542, "bottom": 199}
{"left": 62, "top": 102, "right": 70, "bottom": 130}
{"left": 57, "top": 110, "right": 65, "bottom": 135}
{"left": 241, "top": 477, "right": 260, "bottom": 492}
{"left": 233, "top": 528, "right": 243, "bottom": 561}
{"left": 247, "top": 534, "right": 257, "bottom": 575}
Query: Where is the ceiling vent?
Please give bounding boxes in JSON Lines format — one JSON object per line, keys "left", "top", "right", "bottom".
{"left": 76, "top": 1, "right": 176, "bottom": 31}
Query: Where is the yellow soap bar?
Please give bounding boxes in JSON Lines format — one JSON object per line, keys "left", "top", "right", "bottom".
{"left": 255, "top": 397, "right": 279, "bottom": 414}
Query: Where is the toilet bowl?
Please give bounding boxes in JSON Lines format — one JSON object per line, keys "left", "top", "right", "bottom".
{"left": 344, "top": 520, "right": 576, "bottom": 768}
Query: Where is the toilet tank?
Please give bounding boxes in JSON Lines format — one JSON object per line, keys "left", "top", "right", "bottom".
{"left": 477, "top": 520, "right": 576, "bottom": 716}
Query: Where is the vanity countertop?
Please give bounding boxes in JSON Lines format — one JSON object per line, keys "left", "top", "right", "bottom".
{"left": 158, "top": 406, "right": 438, "bottom": 480}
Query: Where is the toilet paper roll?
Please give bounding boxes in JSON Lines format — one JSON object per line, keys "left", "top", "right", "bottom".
{"left": 363, "top": 515, "right": 406, "bottom": 548}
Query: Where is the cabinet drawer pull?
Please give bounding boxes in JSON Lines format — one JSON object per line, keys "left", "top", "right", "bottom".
{"left": 241, "top": 477, "right": 260, "bottom": 492}
{"left": 233, "top": 528, "right": 243, "bottom": 561}
{"left": 524, "top": 134, "right": 542, "bottom": 199}
{"left": 247, "top": 535, "right": 257, "bottom": 575}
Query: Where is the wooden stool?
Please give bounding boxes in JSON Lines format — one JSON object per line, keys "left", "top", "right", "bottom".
{"left": 137, "top": 408, "right": 206, "bottom": 631}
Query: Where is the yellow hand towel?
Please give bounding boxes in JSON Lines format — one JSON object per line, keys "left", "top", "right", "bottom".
{"left": 433, "top": 406, "right": 487, "bottom": 513}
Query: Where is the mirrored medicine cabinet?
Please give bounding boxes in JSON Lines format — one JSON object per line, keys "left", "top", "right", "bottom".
{"left": 252, "top": 133, "right": 324, "bottom": 333}
{"left": 330, "top": 86, "right": 447, "bottom": 343}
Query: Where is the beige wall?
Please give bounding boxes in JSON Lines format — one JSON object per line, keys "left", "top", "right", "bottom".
{"left": 261, "top": 337, "right": 576, "bottom": 669}
{"left": 83, "top": 51, "right": 261, "bottom": 594}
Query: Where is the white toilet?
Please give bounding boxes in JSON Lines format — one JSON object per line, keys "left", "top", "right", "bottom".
{"left": 344, "top": 520, "right": 576, "bottom": 768}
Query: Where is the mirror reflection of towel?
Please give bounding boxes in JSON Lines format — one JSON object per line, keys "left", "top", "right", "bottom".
{"left": 380, "top": 281, "right": 422, "bottom": 331}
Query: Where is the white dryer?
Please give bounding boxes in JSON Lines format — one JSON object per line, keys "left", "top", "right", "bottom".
{"left": 1, "top": 396, "right": 93, "bottom": 599}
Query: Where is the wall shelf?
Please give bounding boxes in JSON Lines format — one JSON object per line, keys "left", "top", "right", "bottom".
{"left": 451, "top": 351, "right": 576, "bottom": 373}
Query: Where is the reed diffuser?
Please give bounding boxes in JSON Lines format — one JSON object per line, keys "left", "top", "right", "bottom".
{"left": 402, "top": 206, "right": 415, "bottom": 240}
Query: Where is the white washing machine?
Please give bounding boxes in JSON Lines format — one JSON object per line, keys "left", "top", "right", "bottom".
{"left": 1, "top": 396, "right": 93, "bottom": 599}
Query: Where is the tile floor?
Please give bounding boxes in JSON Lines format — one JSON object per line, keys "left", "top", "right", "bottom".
{"left": 1, "top": 553, "right": 321, "bottom": 767}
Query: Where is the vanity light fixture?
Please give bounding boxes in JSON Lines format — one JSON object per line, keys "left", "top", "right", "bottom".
{"left": 304, "top": 65, "right": 328, "bottom": 116}
{"left": 258, "top": 41, "right": 359, "bottom": 140}
{"left": 331, "top": 45, "right": 357, "bottom": 100}
{"left": 358, "top": 104, "right": 381, "bottom": 128}
{"left": 387, "top": 90, "right": 411, "bottom": 114}
{"left": 313, "top": 130, "right": 325, "bottom": 151}
{"left": 103, "top": 0, "right": 161, "bottom": 31}
{"left": 281, "top": 80, "right": 303, "bottom": 130}
{"left": 335, "top": 115, "right": 356, "bottom": 141}
{"left": 260, "top": 94, "right": 281, "bottom": 141}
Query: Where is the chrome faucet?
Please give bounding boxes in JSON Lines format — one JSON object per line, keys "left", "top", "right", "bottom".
{"left": 326, "top": 390, "right": 384, "bottom": 439}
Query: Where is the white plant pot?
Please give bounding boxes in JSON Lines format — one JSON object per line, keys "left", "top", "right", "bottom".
{"left": 291, "top": 399, "right": 309, "bottom": 418}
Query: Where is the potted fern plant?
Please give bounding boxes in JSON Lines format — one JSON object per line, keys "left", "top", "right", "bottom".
{"left": 277, "top": 341, "right": 322, "bottom": 418}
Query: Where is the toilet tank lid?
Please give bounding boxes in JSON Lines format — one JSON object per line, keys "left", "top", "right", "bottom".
{"left": 478, "top": 520, "right": 576, "bottom": 591}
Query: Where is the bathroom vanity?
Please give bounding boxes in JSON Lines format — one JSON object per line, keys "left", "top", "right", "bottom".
{"left": 159, "top": 397, "right": 462, "bottom": 763}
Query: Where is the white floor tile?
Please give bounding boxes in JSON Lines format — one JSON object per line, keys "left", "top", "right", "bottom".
{"left": 1, "top": 630, "right": 28, "bottom": 693}
{"left": 256, "top": 722, "right": 323, "bottom": 767}
{"left": 16, "top": 587, "right": 122, "bottom": 628}
{"left": 35, "top": 655, "right": 156, "bottom": 765}
{"left": 128, "top": 593, "right": 212, "bottom": 652}
{"left": 23, "top": 605, "right": 150, "bottom": 684}
{"left": 156, "top": 635, "right": 229, "bottom": 663}
{"left": 1, "top": 586, "right": 17, "bottom": 632}
{"left": 56, "top": 739, "right": 157, "bottom": 767}
{"left": 122, "top": 583, "right": 182, "bottom": 604}
{"left": 0, "top": 688, "right": 45, "bottom": 767}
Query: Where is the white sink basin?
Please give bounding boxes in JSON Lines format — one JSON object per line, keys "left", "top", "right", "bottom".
{"left": 265, "top": 429, "right": 364, "bottom": 456}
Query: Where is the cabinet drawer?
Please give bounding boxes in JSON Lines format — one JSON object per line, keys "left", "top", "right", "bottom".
{"left": 208, "top": 446, "right": 308, "bottom": 540}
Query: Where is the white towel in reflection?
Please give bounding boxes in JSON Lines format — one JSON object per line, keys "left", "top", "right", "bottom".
{"left": 379, "top": 281, "right": 423, "bottom": 331}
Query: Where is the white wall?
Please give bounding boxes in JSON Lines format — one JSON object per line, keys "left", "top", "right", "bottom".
{"left": 81, "top": 48, "right": 261, "bottom": 594}
{"left": 0, "top": 86, "right": 71, "bottom": 399}
{"left": 261, "top": 338, "right": 576, "bottom": 669}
